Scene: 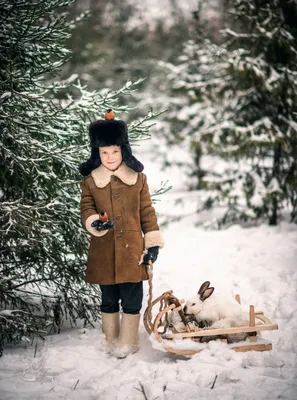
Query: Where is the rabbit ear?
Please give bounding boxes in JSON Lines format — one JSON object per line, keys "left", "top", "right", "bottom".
{"left": 198, "top": 281, "right": 211, "bottom": 295}
{"left": 200, "top": 287, "right": 214, "bottom": 302}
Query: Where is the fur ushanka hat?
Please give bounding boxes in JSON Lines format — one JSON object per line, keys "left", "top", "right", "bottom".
{"left": 79, "top": 110, "right": 144, "bottom": 176}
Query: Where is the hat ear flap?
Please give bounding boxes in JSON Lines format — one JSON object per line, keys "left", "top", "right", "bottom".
{"left": 78, "top": 148, "right": 101, "bottom": 176}
{"left": 91, "top": 147, "right": 100, "bottom": 162}
{"left": 125, "top": 155, "right": 144, "bottom": 173}
{"left": 122, "top": 145, "right": 144, "bottom": 173}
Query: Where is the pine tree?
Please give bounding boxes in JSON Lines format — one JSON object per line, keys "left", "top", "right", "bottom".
{"left": 160, "top": 39, "right": 230, "bottom": 184}
{"left": 0, "top": 0, "right": 158, "bottom": 354}
{"left": 163, "top": 0, "right": 297, "bottom": 226}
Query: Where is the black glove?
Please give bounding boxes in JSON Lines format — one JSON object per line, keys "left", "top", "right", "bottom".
{"left": 143, "top": 246, "right": 159, "bottom": 265}
{"left": 91, "top": 219, "right": 115, "bottom": 231}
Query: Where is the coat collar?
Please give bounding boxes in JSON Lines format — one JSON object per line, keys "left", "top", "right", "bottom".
{"left": 91, "top": 162, "right": 138, "bottom": 188}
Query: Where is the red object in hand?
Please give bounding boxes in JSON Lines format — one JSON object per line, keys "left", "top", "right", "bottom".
{"left": 99, "top": 211, "right": 108, "bottom": 222}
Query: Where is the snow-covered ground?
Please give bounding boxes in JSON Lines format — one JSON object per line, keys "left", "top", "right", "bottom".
{"left": 1, "top": 140, "right": 297, "bottom": 400}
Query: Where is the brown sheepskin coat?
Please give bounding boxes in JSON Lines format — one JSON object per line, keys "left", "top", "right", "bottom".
{"left": 80, "top": 162, "right": 163, "bottom": 284}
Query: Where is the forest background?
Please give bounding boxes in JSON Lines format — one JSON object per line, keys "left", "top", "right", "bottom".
{"left": 1, "top": 0, "right": 297, "bottom": 354}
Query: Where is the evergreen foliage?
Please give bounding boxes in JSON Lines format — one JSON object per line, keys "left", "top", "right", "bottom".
{"left": 63, "top": 0, "right": 193, "bottom": 93}
{"left": 0, "top": 0, "right": 159, "bottom": 354}
{"left": 163, "top": 0, "right": 297, "bottom": 226}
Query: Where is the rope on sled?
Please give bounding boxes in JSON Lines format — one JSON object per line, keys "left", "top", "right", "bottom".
{"left": 144, "top": 262, "right": 171, "bottom": 334}
{"left": 143, "top": 262, "right": 190, "bottom": 335}
{"left": 145, "top": 261, "right": 154, "bottom": 332}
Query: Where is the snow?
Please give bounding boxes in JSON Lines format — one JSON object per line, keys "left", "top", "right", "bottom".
{"left": 267, "top": 178, "right": 282, "bottom": 194}
{"left": 0, "top": 91, "right": 11, "bottom": 100}
{"left": 1, "top": 142, "right": 297, "bottom": 399}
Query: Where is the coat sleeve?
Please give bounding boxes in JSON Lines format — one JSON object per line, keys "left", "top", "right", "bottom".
{"left": 140, "top": 174, "right": 164, "bottom": 248}
{"left": 80, "top": 177, "right": 108, "bottom": 237}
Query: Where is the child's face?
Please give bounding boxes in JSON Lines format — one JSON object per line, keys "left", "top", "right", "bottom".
{"left": 99, "top": 145, "right": 122, "bottom": 171}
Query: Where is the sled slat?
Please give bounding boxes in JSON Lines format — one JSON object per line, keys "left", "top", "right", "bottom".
{"left": 152, "top": 340, "right": 273, "bottom": 357}
{"left": 163, "top": 322, "right": 278, "bottom": 339}
{"left": 233, "top": 342, "right": 272, "bottom": 352}
{"left": 250, "top": 305, "right": 255, "bottom": 327}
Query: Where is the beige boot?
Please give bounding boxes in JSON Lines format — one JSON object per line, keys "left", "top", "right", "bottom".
{"left": 112, "top": 313, "right": 140, "bottom": 358}
{"left": 101, "top": 312, "right": 120, "bottom": 349}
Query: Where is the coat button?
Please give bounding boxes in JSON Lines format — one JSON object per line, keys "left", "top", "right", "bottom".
{"left": 116, "top": 215, "right": 121, "bottom": 220}
{"left": 114, "top": 194, "right": 120, "bottom": 200}
{"left": 116, "top": 234, "right": 121, "bottom": 239}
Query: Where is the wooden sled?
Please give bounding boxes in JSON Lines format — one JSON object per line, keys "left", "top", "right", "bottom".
{"left": 143, "top": 290, "right": 278, "bottom": 357}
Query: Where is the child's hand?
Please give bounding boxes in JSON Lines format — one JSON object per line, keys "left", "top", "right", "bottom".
{"left": 91, "top": 219, "right": 115, "bottom": 231}
{"left": 143, "top": 246, "right": 159, "bottom": 265}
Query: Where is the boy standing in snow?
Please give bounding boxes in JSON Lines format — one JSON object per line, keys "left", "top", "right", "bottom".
{"left": 79, "top": 110, "right": 163, "bottom": 358}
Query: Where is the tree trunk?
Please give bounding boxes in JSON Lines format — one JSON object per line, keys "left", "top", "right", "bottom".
{"left": 269, "top": 142, "right": 282, "bottom": 226}
{"left": 193, "top": 142, "right": 204, "bottom": 190}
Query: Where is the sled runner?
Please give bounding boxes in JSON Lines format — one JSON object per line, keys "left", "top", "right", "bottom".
{"left": 143, "top": 266, "right": 278, "bottom": 357}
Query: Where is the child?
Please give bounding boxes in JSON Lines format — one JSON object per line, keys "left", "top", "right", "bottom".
{"left": 79, "top": 110, "right": 163, "bottom": 358}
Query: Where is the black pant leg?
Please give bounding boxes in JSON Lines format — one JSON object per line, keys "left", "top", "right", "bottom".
{"left": 100, "top": 284, "right": 120, "bottom": 313}
{"left": 119, "top": 282, "right": 143, "bottom": 314}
